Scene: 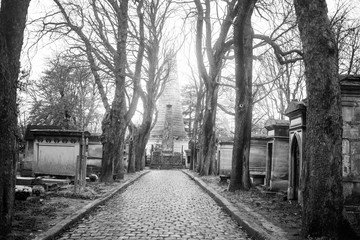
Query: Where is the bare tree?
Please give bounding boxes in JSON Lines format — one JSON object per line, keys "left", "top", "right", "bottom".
{"left": 41, "top": 0, "right": 144, "bottom": 181}
{"left": 293, "top": 0, "right": 344, "bottom": 238}
{"left": 250, "top": 0, "right": 305, "bottom": 118}
{"left": 228, "top": 0, "right": 256, "bottom": 191}
{"left": 330, "top": 0, "right": 360, "bottom": 75}
{"left": 180, "top": 63, "right": 205, "bottom": 171}
{"left": 204, "top": 0, "right": 303, "bottom": 190}
{"left": 339, "top": 22, "right": 360, "bottom": 75}
{"left": 128, "top": 0, "right": 179, "bottom": 172}
{"left": 253, "top": 0, "right": 359, "bottom": 124}
{"left": 28, "top": 53, "right": 102, "bottom": 132}
{"left": 0, "top": 0, "right": 31, "bottom": 236}
{"left": 193, "top": 0, "right": 239, "bottom": 176}
{"left": 126, "top": 0, "right": 146, "bottom": 173}
{"left": 255, "top": 52, "right": 305, "bottom": 120}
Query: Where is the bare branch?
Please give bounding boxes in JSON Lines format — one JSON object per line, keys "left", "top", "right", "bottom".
{"left": 254, "top": 33, "right": 303, "bottom": 64}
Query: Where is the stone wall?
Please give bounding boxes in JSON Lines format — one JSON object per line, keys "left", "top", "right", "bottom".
{"left": 341, "top": 75, "right": 360, "bottom": 199}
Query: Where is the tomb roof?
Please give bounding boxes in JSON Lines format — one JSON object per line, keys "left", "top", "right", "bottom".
{"left": 284, "top": 100, "right": 307, "bottom": 117}
{"left": 264, "top": 119, "right": 289, "bottom": 129}
{"left": 25, "top": 125, "right": 90, "bottom": 140}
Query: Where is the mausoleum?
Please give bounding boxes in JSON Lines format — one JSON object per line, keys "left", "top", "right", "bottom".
{"left": 285, "top": 75, "right": 360, "bottom": 202}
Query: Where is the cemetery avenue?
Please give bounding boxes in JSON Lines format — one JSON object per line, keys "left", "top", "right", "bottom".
{"left": 55, "top": 170, "right": 252, "bottom": 240}
{"left": 2, "top": 1, "right": 360, "bottom": 239}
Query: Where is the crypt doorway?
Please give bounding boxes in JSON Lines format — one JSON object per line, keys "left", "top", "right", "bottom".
{"left": 265, "top": 142, "right": 273, "bottom": 188}
{"left": 290, "top": 135, "right": 300, "bottom": 200}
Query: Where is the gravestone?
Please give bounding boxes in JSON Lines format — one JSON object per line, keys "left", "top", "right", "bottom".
{"left": 23, "top": 125, "right": 90, "bottom": 177}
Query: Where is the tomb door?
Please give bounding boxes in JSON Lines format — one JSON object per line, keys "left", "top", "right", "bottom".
{"left": 266, "top": 142, "right": 273, "bottom": 187}
{"left": 291, "top": 137, "right": 300, "bottom": 199}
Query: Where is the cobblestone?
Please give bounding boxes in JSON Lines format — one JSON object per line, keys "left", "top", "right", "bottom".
{"left": 56, "top": 170, "right": 252, "bottom": 240}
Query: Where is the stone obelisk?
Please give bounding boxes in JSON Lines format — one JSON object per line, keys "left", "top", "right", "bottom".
{"left": 147, "top": 57, "right": 188, "bottom": 168}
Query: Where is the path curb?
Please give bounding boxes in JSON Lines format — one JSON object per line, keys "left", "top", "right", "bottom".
{"left": 182, "top": 170, "right": 288, "bottom": 240}
{"left": 34, "top": 171, "right": 150, "bottom": 240}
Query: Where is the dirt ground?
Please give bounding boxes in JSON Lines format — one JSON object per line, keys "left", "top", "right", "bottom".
{"left": 6, "top": 172, "right": 144, "bottom": 240}
{"left": 198, "top": 173, "right": 360, "bottom": 240}
{"left": 199, "top": 174, "right": 303, "bottom": 240}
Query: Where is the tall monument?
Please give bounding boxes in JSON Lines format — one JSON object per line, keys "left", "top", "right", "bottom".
{"left": 147, "top": 58, "right": 188, "bottom": 168}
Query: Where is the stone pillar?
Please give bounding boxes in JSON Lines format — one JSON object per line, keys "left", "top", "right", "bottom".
{"left": 265, "top": 119, "right": 289, "bottom": 191}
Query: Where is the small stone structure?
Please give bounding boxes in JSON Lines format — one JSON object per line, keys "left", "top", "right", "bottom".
{"left": 218, "top": 141, "right": 232, "bottom": 175}
{"left": 23, "top": 125, "right": 90, "bottom": 177}
{"left": 150, "top": 104, "right": 184, "bottom": 169}
{"left": 284, "top": 101, "right": 306, "bottom": 201}
{"left": 265, "top": 119, "right": 289, "bottom": 191}
{"left": 217, "top": 135, "right": 267, "bottom": 185}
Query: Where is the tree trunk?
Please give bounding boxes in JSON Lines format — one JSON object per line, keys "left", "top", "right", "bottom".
{"left": 133, "top": 122, "right": 151, "bottom": 171}
{"left": 53, "top": 0, "right": 134, "bottom": 182}
{"left": 141, "top": 150, "right": 146, "bottom": 170}
{"left": 229, "top": 0, "right": 256, "bottom": 191}
{"left": 134, "top": 134, "right": 142, "bottom": 171}
{"left": 194, "top": 0, "right": 238, "bottom": 176}
{"left": 199, "top": 85, "right": 218, "bottom": 176}
{"left": 131, "top": 127, "right": 141, "bottom": 172}
{"left": 127, "top": 123, "right": 136, "bottom": 173}
{"left": 196, "top": 150, "right": 202, "bottom": 173}
{"left": 127, "top": 133, "right": 135, "bottom": 173}
{"left": 189, "top": 140, "right": 196, "bottom": 170}
{"left": 293, "top": 1, "right": 344, "bottom": 238}
{"left": 190, "top": 87, "right": 204, "bottom": 171}
{"left": 100, "top": 105, "right": 127, "bottom": 182}
{"left": 133, "top": 89, "right": 155, "bottom": 171}
{"left": 101, "top": 0, "right": 129, "bottom": 181}
{"left": 0, "top": 0, "right": 30, "bottom": 236}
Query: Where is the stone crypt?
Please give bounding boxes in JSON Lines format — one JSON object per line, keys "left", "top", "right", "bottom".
{"left": 285, "top": 75, "right": 360, "bottom": 203}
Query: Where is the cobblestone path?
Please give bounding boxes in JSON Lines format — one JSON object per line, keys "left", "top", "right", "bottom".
{"left": 57, "top": 170, "right": 252, "bottom": 240}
